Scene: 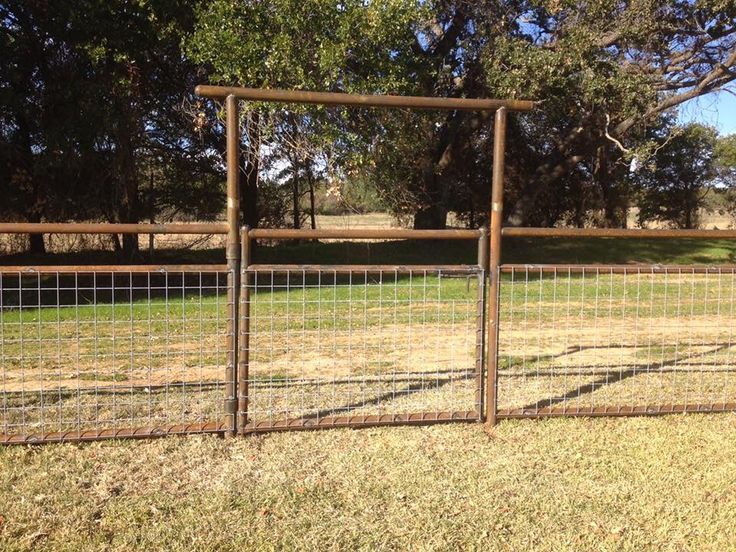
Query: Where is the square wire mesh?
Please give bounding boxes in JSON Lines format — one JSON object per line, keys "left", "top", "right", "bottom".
{"left": 0, "top": 269, "right": 230, "bottom": 443}
{"left": 243, "top": 267, "right": 485, "bottom": 429}
{"left": 496, "top": 266, "right": 736, "bottom": 416}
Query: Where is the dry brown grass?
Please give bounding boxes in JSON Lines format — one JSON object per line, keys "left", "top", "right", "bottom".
{"left": 2, "top": 415, "right": 736, "bottom": 551}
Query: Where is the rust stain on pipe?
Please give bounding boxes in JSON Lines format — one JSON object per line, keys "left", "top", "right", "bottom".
{"left": 0, "top": 223, "right": 228, "bottom": 235}
{"left": 500, "top": 264, "right": 736, "bottom": 274}
{"left": 0, "top": 264, "right": 228, "bottom": 274}
{"left": 249, "top": 228, "right": 481, "bottom": 240}
{"left": 195, "top": 85, "right": 535, "bottom": 112}
{"left": 502, "top": 227, "right": 736, "bottom": 239}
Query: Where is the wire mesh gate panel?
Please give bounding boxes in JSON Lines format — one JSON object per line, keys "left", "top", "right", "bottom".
{"left": 240, "top": 266, "right": 485, "bottom": 431}
{"left": 496, "top": 265, "right": 736, "bottom": 418}
{"left": 1, "top": 267, "right": 230, "bottom": 443}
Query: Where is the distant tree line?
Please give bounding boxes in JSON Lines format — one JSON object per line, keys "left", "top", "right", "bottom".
{"left": 2, "top": 1, "right": 736, "bottom": 257}
{"left": 0, "top": 0, "right": 223, "bottom": 256}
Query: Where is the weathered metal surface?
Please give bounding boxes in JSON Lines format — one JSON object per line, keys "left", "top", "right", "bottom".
{"left": 0, "top": 264, "right": 228, "bottom": 273}
{"left": 249, "top": 228, "right": 481, "bottom": 240}
{"left": 502, "top": 227, "right": 736, "bottom": 238}
{"left": 246, "top": 264, "right": 482, "bottom": 273}
{"left": 486, "top": 108, "right": 507, "bottom": 426}
{"left": 0, "top": 222, "right": 227, "bottom": 234}
{"left": 1, "top": 422, "right": 226, "bottom": 445}
{"left": 497, "top": 404, "right": 736, "bottom": 418}
{"left": 195, "top": 85, "right": 535, "bottom": 112}
{"left": 475, "top": 227, "right": 489, "bottom": 418}
{"left": 238, "top": 228, "right": 252, "bottom": 434}
{"left": 500, "top": 264, "right": 736, "bottom": 274}
{"left": 224, "top": 94, "right": 241, "bottom": 437}
{"left": 244, "top": 411, "right": 481, "bottom": 432}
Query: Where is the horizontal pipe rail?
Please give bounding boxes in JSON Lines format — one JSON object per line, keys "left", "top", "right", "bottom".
{"left": 247, "top": 264, "right": 481, "bottom": 273}
{"left": 502, "top": 227, "right": 736, "bottom": 239}
{"left": 497, "top": 403, "right": 736, "bottom": 419}
{"left": 195, "top": 85, "right": 535, "bottom": 112}
{"left": 500, "top": 264, "right": 736, "bottom": 274}
{"left": 0, "top": 264, "right": 228, "bottom": 274}
{"left": 0, "top": 222, "right": 228, "bottom": 235}
{"left": 245, "top": 410, "right": 480, "bottom": 432}
{"left": 248, "top": 228, "right": 481, "bottom": 240}
{"left": 1, "top": 422, "right": 226, "bottom": 445}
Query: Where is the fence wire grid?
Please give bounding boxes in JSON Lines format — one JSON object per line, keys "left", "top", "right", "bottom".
{"left": 242, "top": 267, "right": 485, "bottom": 430}
{"left": 496, "top": 265, "right": 736, "bottom": 417}
{"left": 1, "top": 269, "right": 230, "bottom": 443}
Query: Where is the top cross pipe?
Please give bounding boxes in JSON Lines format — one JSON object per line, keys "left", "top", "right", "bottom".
{"left": 196, "top": 85, "right": 533, "bottom": 431}
{"left": 194, "top": 85, "right": 535, "bottom": 112}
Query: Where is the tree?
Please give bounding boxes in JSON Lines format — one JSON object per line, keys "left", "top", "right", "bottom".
{"left": 186, "top": 0, "right": 427, "bottom": 228}
{"left": 188, "top": 0, "right": 736, "bottom": 230}
{"left": 636, "top": 123, "right": 718, "bottom": 229}
{"left": 712, "top": 133, "right": 736, "bottom": 224}
{"left": 716, "top": 134, "right": 736, "bottom": 187}
{"left": 0, "top": 1, "right": 224, "bottom": 257}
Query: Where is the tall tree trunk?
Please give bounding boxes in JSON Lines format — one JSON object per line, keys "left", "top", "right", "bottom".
{"left": 412, "top": 112, "right": 466, "bottom": 229}
{"left": 27, "top": 210, "right": 45, "bottom": 254}
{"left": 595, "top": 145, "right": 627, "bottom": 228}
{"left": 240, "top": 112, "right": 259, "bottom": 228}
{"left": 16, "top": 114, "right": 46, "bottom": 254}
{"left": 307, "top": 171, "right": 317, "bottom": 230}
{"left": 115, "top": 105, "right": 140, "bottom": 259}
{"left": 413, "top": 202, "right": 448, "bottom": 229}
{"left": 292, "top": 177, "right": 300, "bottom": 229}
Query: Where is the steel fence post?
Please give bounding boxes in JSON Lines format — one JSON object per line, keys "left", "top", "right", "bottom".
{"left": 238, "top": 227, "right": 251, "bottom": 434}
{"left": 225, "top": 94, "right": 241, "bottom": 437}
{"left": 486, "top": 107, "right": 507, "bottom": 426}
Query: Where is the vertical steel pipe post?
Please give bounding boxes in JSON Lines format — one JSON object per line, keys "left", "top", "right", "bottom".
{"left": 238, "top": 227, "right": 251, "bottom": 434}
{"left": 486, "top": 108, "right": 507, "bottom": 426}
{"left": 475, "top": 227, "right": 489, "bottom": 418}
{"left": 225, "top": 94, "right": 241, "bottom": 437}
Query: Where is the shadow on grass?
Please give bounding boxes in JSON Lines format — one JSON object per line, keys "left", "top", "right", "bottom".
{"left": 517, "top": 342, "right": 733, "bottom": 411}
{"left": 4, "top": 236, "right": 736, "bottom": 267}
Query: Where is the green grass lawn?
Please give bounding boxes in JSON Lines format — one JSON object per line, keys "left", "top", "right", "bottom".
{"left": 2, "top": 416, "right": 736, "bottom": 551}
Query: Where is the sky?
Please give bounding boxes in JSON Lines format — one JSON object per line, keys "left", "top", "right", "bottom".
{"left": 678, "top": 88, "right": 736, "bottom": 136}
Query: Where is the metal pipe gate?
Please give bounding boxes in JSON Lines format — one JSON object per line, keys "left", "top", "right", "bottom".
{"left": 0, "top": 86, "right": 530, "bottom": 444}
{"left": 4, "top": 85, "right": 734, "bottom": 446}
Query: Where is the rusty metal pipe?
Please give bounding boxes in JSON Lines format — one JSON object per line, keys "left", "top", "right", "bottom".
{"left": 195, "top": 85, "right": 535, "bottom": 112}
{"left": 238, "top": 227, "right": 251, "bottom": 434}
{"left": 224, "top": 94, "right": 241, "bottom": 437}
{"left": 486, "top": 108, "right": 507, "bottom": 426}
{"left": 502, "top": 227, "right": 736, "bottom": 239}
{"left": 249, "top": 228, "right": 481, "bottom": 240}
{"left": 500, "top": 264, "right": 736, "bottom": 274}
{"left": 497, "top": 403, "right": 736, "bottom": 419}
{"left": 244, "top": 410, "right": 480, "bottom": 432}
{"left": 246, "top": 264, "right": 479, "bottom": 273}
{"left": 475, "top": 227, "right": 489, "bottom": 418}
{"left": 0, "top": 222, "right": 228, "bottom": 234}
{"left": 1, "top": 422, "right": 226, "bottom": 445}
{"left": 0, "top": 264, "right": 227, "bottom": 274}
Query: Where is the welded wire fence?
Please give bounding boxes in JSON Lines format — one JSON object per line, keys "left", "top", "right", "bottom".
{"left": 1, "top": 268, "right": 230, "bottom": 443}
{"left": 6, "top": 245, "right": 736, "bottom": 443}
{"left": 496, "top": 265, "right": 736, "bottom": 417}
{"left": 242, "top": 267, "right": 485, "bottom": 430}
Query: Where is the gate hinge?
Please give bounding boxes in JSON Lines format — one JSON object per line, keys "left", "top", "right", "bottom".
{"left": 224, "top": 399, "right": 237, "bottom": 414}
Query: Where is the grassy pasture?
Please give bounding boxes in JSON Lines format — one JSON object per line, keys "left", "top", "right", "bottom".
{"left": 2, "top": 417, "right": 736, "bottom": 551}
